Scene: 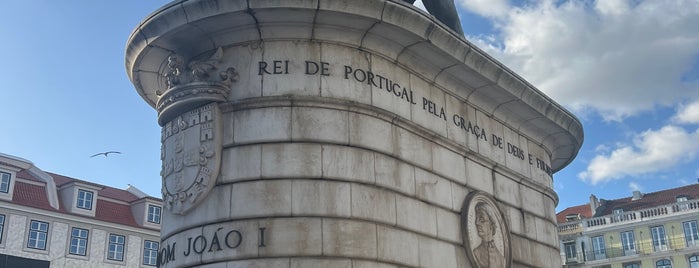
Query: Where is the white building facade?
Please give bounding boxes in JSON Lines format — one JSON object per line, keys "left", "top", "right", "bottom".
{"left": 558, "top": 185, "right": 699, "bottom": 268}
{"left": 0, "top": 153, "right": 161, "bottom": 268}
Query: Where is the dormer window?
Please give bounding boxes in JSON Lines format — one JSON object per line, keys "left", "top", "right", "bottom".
{"left": 677, "top": 195, "right": 689, "bottom": 203}
{"left": 565, "top": 214, "right": 579, "bottom": 222}
{"left": 147, "top": 205, "right": 161, "bottom": 224}
{"left": 76, "top": 189, "right": 94, "bottom": 210}
{"left": 0, "top": 171, "right": 11, "bottom": 193}
{"left": 613, "top": 208, "right": 624, "bottom": 214}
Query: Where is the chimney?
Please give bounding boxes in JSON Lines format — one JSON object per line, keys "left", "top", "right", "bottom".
{"left": 632, "top": 190, "right": 643, "bottom": 200}
{"left": 589, "top": 194, "right": 600, "bottom": 215}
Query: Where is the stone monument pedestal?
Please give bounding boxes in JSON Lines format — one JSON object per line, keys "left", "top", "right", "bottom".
{"left": 126, "top": 1, "right": 583, "bottom": 267}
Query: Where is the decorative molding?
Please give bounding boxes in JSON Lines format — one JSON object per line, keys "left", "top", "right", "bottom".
{"left": 156, "top": 47, "right": 238, "bottom": 125}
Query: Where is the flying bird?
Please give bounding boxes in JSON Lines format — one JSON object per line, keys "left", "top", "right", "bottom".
{"left": 90, "top": 151, "right": 122, "bottom": 158}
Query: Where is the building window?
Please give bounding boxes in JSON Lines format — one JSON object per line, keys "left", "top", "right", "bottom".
{"left": 620, "top": 230, "right": 636, "bottom": 255}
{"left": 0, "top": 214, "right": 5, "bottom": 244}
{"left": 684, "top": 220, "right": 699, "bottom": 247}
{"left": 613, "top": 208, "right": 624, "bottom": 214}
{"left": 27, "top": 220, "right": 49, "bottom": 250}
{"left": 656, "top": 259, "right": 672, "bottom": 268}
{"left": 564, "top": 242, "right": 577, "bottom": 262}
{"left": 0, "top": 171, "right": 10, "bottom": 193}
{"left": 143, "top": 240, "right": 158, "bottom": 266}
{"left": 76, "top": 189, "right": 94, "bottom": 210}
{"left": 678, "top": 196, "right": 690, "bottom": 210}
{"left": 592, "top": 235, "right": 606, "bottom": 259}
{"left": 624, "top": 263, "right": 640, "bottom": 268}
{"left": 147, "top": 205, "right": 161, "bottom": 224}
{"left": 565, "top": 214, "right": 579, "bottom": 222}
{"left": 690, "top": 255, "right": 699, "bottom": 268}
{"left": 69, "top": 227, "right": 89, "bottom": 256}
{"left": 651, "top": 225, "right": 668, "bottom": 251}
{"left": 107, "top": 234, "right": 125, "bottom": 261}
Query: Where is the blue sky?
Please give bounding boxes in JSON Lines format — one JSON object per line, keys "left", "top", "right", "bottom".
{"left": 1, "top": 0, "right": 698, "bottom": 212}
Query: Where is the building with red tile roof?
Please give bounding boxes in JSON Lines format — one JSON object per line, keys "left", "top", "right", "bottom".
{"left": 556, "top": 184, "right": 699, "bottom": 268}
{"left": 0, "top": 152, "right": 162, "bottom": 267}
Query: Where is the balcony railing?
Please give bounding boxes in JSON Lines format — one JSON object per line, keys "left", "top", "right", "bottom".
{"left": 560, "top": 199, "right": 699, "bottom": 232}
{"left": 558, "top": 221, "right": 584, "bottom": 234}
{"left": 564, "top": 237, "right": 699, "bottom": 264}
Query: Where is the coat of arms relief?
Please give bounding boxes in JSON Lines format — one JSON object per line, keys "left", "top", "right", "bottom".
{"left": 157, "top": 47, "right": 237, "bottom": 214}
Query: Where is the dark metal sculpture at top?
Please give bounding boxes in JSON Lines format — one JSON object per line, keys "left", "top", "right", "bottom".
{"left": 403, "top": 0, "right": 464, "bottom": 35}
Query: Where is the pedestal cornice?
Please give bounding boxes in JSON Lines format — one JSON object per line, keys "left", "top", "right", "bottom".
{"left": 125, "top": 0, "right": 582, "bottom": 172}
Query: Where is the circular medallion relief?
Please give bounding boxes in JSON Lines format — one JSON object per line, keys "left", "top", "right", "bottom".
{"left": 461, "top": 191, "right": 511, "bottom": 268}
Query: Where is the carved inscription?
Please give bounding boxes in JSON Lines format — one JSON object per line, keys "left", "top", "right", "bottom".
{"left": 158, "top": 226, "right": 267, "bottom": 266}
{"left": 258, "top": 59, "right": 553, "bottom": 175}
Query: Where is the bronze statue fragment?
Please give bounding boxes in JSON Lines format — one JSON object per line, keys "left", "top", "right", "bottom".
{"left": 402, "top": 0, "right": 464, "bottom": 35}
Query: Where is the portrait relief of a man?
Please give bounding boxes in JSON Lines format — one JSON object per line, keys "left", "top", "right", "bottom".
{"left": 461, "top": 192, "right": 511, "bottom": 268}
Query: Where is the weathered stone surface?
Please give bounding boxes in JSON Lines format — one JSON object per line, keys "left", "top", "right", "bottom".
{"left": 291, "top": 258, "right": 351, "bottom": 268}
{"left": 261, "top": 143, "right": 322, "bottom": 178}
{"left": 506, "top": 205, "right": 524, "bottom": 235}
{"left": 396, "top": 195, "right": 437, "bottom": 236}
{"left": 377, "top": 226, "right": 420, "bottom": 267}
{"left": 228, "top": 258, "right": 290, "bottom": 268}
{"left": 395, "top": 127, "right": 433, "bottom": 169}
{"left": 511, "top": 235, "right": 533, "bottom": 266}
{"left": 494, "top": 172, "right": 521, "bottom": 207}
{"left": 231, "top": 180, "right": 292, "bottom": 218}
{"left": 322, "top": 219, "right": 378, "bottom": 258}
{"left": 436, "top": 207, "right": 462, "bottom": 243}
{"left": 292, "top": 107, "right": 349, "bottom": 144}
{"left": 465, "top": 159, "right": 493, "bottom": 194}
{"left": 352, "top": 260, "right": 398, "bottom": 268}
{"left": 415, "top": 168, "right": 453, "bottom": 209}
{"left": 221, "top": 145, "right": 261, "bottom": 183}
{"left": 291, "top": 180, "right": 351, "bottom": 217}
{"left": 419, "top": 236, "right": 458, "bottom": 268}
{"left": 233, "top": 107, "right": 291, "bottom": 144}
{"left": 374, "top": 153, "right": 415, "bottom": 195}
{"left": 258, "top": 218, "right": 322, "bottom": 256}
{"left": 450, "top": 182, "right": 469, "bottom": 212}
{"left": 432, "top": 146, "right": 466, "bottom": 182}
{"left": 322, "top": 145, "right": 375, "bottom": 183}
{"left": 521, "top": 186, "right": 545, "bottom": 218}
{"left": 351, "top": 183, "right": 397, "bottom": 225}
{"left": 349, "top": 113, "right": 394, "bottom": 154}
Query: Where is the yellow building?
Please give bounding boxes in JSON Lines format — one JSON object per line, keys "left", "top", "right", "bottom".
{"left": 557, "top": 184, "right": 699, "bottom": 268}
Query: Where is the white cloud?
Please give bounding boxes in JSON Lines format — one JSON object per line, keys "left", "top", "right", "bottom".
{"left": 458, "top": 0, "right": 510, "bottom": 18}
{"left": 578, "top": 125, "right": 699, "bottom": 184}
{"left": 594, "top": 0, "right": 630, "bottom": 17}
{"left": 467, "top": 0, "right": 699, "bottom": 121}
{"left": 674, "top": 100, "right": 699, "bottom": 124}
{"left": 628, "top": 181, "right": 642, "bottom": 192}
{"left": 594, "top": 144, "right": 611, "bottom": 153}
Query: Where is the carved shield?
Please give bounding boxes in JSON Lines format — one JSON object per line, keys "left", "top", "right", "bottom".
{"left": 160, "top": 103, "right": 222, "bottom": 215}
